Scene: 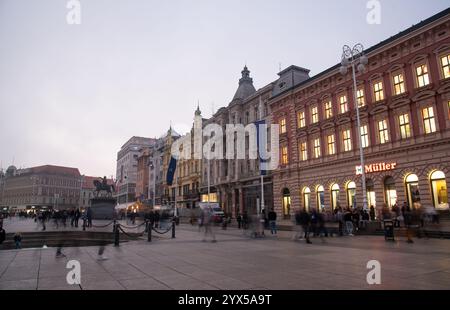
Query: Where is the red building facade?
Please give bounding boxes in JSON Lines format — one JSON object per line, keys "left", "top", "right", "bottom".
{"left": 270, "top": 9, "right": 450, "bottom": 219}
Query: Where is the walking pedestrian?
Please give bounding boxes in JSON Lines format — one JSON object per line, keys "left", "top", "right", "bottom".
{"left": 0, "top": 227, "right": 6, "bottom": 249}
{"left": 13, "top": 232, "right": 22, "bottom": 249}
{"left": 236, "top": 213, "right": 242, "bottom": 229}
{"left": 299, "top": 208, "right": 312, "bottom": 244}
{"left": 268, "top": 208, "right": 277, "bottom": 235}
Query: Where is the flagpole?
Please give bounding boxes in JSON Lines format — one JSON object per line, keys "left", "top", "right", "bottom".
{"left": 259, "top": 96, "right": 264, "bottom": 215}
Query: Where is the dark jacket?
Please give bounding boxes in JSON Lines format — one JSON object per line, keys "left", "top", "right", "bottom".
{"left": 268, "top": 211, "right": 277, "bottom": 221}
{"left": 0, "top": 229, "right": 5, "bottom": 244}
{"left": 299, "top": 211, "right": 311, "bottom": 226}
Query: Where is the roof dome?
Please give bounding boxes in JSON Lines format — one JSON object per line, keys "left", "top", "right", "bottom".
{"left": 232, "top": 66, "right": 256, "bottom": 101}
{"left": 6, "top": 165, "right": 17, "bottom": 176}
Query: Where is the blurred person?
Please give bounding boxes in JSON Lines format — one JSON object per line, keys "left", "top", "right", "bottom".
{"left": 74, "top": 208, "right": 80, "bottom": 228}
{"left": 13, "top": 232, "right": 22, "bottom": 249}
{"left": 310, "top": 209, "right": 318, "bottom": 237}
{"left": 268, "top": 208, "right": 277, "bottom": 235}
{"left": 97, "top": 245, "right": 108, "bottom": 261}
{"left": 87, "top": 207, "right": 93, "bottom": 227}
{"left": 0, "top": 226, "right": 6, "bottom": 249}
{"left": 344, "top": 208, "right": 354, "bottom": 236}
{"left": 236, "top": 213, "right": 242, "bottom": 229}
{"left": 299, "top": 208, "right": 312, "bottom": 244}
{"left": 404, "top": 206, "right": 414, "bottom": 243}
{"left": 369, "top": 205, "right": 376, "bottom": 221}
{"left": 201, "top": 206, "right": 216, "bottom": 243}
{"left": 292, "top": 209, "right": 302, "bottom": 240}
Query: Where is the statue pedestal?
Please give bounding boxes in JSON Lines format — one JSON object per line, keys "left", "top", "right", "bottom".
{"left": 90, "top": 196, "right": 116, "bottom": 220}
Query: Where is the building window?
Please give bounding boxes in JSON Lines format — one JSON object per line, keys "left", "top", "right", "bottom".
{"left": 378, "top": 119, "right": 389, "bottom": 144}
{"left": 405, "top": 174, "right": 420, "bottom": 209}
{"left": 422, "top": 106, "right": 436, "bottom": 134}
{"left": 357, "top": 88, "right": 365, "bottom": 107}
{"left": 448, "top": 100, "right": 450, "bottom": 120}
{"left": 393, "top": 73, "right": 406, "bottom": 95}
{"left": 399, "top": 113, "right": 411, "bottom": 139}
{"left": 313, "top": 138, "right": 321, "bottom": 158}
{"left": 430, "top": 171, "right": 448, "bottom": 210}
{"left": 302, "top": 187, "right": 311, "bottom": 212}
{"left": 280, "top": 118, "right": 286, "bottom": 134}
{"left": 342, "top": 129, "right": 352, "bottom": 152}
{"left": 282, "top": 188, "right": 291, "bottom": 218}
{"left": 339, "top": 95, "right": 348, "bottom": 114}
{"left": 281, "top": 146, "right": 288, "bottom": 165}
{"left": 384, "top": 176, "right": 397, "bottom": 209}
{"left": 373, "top": 81, "right": 384, "bottom": 102}
{"left": 416, "top": 64, "right": 430, "bottom": 87}
{"left": 331, "top": 183, "right": 340, "bottom": 210}
{"left": 327, "top": 134, "right": 336, "bottom": 155}
{"left": 324, "top": 101, "right": 333, "bottom": 118}
{"left": 297, "top": 111, "right": 305, "bottom": 128}
{"left": 346, "top": 181, "right": 356, "bottom": 208}
{"left": 316, "top": 185, "right": 325, "bottom": 211}
{"left": 311, "top": 106, "right": 319, "bottom": 123}
{"left": 441, "top": 54, "right": 450, "bottom": 79}
{"left": 299, "top": 141, "right": 308, "bottom": 161}
{"left": 360, "top": 125, "right": 369, "bottom": 148}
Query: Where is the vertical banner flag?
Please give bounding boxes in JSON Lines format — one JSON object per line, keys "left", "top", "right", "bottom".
{"left": 255, "top": 120, "right": 267, "bottom": 176}
{"left": 166, "top": 156, "right": 177, "bottom": 186}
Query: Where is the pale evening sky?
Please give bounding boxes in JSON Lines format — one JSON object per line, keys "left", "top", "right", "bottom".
{"left": 0, "top": 0, "right": 448, "bottom": 177}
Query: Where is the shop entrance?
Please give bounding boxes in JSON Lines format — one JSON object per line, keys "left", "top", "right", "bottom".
{"left": 384, "top": 176, "right": 397, "bottom": 209}
{"left": 366, "top": 178, "right": 376, "bottom": 208}
{"left": 430, "top": 170, "right": 448, "bottom": 210}
{"left": 405, "top": 174, "right": 421, "bottom": 208}
{"left": 282, "top": 188, "right": 291, "bottom": 219}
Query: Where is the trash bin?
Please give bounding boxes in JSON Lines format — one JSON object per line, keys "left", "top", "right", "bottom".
{"left": 383, "top": 220, "right": 395, "bottom": 241}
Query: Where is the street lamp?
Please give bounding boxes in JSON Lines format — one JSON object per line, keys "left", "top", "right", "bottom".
{"left": 340, "top": 43, "right": 368, "bottom": 211}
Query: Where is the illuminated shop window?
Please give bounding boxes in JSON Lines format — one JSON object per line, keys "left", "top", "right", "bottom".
{"left": 430, "top": 171, "right": 448, "bottom": 210}
{"left": 384, "top": 176, "right": 397, "bottom": 209}
{"left": 302, "top": 187, "right": 311, "bottom": 212}
{"left": 405, "top": 174, "right": 420, "bottom": 209}
{"left": 346, "top": 181, "right": 356, "bottom": 208}
{"left": 316, "top": 185, "right": 325, "bottom": 212}
{"left": 331, "top": 184, "right": 340, "bottom": 210}
{"left": 282, "top": 188, "right": 291, "bottom": 218}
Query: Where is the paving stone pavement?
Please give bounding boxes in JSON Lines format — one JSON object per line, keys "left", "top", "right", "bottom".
{"left": 1, "top": 224, "right": 450, "bottom": 290}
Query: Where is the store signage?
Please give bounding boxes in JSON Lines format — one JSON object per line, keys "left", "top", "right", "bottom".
{"left": 356, "top": 162, "right": 397, "bottom": 175}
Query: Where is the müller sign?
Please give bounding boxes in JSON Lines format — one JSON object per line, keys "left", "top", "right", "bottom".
{"left": 356, "top": 162, "right": 397, "bottom": 175}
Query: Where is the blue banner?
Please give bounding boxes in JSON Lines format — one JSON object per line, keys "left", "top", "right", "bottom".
{"left": 255, "top": 120, "right": 267, "bottom": 176}
{"left": 166, "top": 156, "right": 177, "bottom": 186}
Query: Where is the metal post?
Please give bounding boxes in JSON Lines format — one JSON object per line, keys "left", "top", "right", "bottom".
{"left": 148, "top": 222, "right": 152, "bottom": 242}
{"left": 113, "top": 219, "right": 116, "bottom": 233}
{"left": 351, "top": 62, "right": 368, "bottom": 211}
{"left": 114, "top": 223, "right": 120, "bottom": 246}
{"left": 171, "top": 219, "right": 176, "bottom": 238}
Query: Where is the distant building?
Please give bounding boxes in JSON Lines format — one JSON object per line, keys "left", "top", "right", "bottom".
{"left": 115, "top": 136, "right": 155, "bottom": 205}
{"left": 0, "top": 165, "right": 81, "bottom": 211}
{"left": 135, "top": 147, "right": 151, "bottom": 201}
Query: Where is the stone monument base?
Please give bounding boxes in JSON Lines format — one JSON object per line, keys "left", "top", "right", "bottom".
{"left": 90, "top": 197, "right": 116, "bottom": 220}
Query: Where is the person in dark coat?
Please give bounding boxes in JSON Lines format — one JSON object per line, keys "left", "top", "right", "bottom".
{"left": 268, "top": 209, "right": 277, "bottom": 235}
{"left": 236, "top": 213, "right": 242, "bottom": 229}
{"left": 299, "top": 208, "right": 312, "bottom": 244}
{"left": 0, "top": 227, "right": 6, "bottom": 248}
{"left": 13, "top": 232, "right": 22, "bottom": 249}
{"left": 74, "top": 208, "right": 80, "bottom": 228}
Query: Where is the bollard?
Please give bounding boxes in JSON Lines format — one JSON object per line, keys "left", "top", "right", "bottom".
{"left": 172, "top": 219, "right": 176, "bottom": 239}
{"left": 144, "top": 220, "right": 148, "bottom": 233}
{"left": 113, "top": 220, "right": 116, "bottom": 233}
{"left": 148, "top": 223, "right": 152, "bottom": 242}
{"left": 82, "top": 219, "right": 86, "bottom": 231}
{"left": 114, "top": 223, "right": 120, "bottom": 246}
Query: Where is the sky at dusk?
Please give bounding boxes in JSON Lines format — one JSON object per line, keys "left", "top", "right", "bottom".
{"left": 0, "top": 0, "right": 448, "bottom": 177}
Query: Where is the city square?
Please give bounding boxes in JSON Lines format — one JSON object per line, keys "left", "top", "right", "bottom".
{"left": 0, "top": 0, "right": 450, "bottom": 298}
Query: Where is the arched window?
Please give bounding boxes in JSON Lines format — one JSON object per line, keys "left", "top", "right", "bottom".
{"left": 282, "top": 188, "right": 291, "bottom": 218}
{"left": 405, "top": 174, "right": 420, "bottom": 208}
{"left": 430, "top": 171, "right": 448, "bottom": 210}
{"left": 302, "top": 187, "right": 311, "bottom": 211}
{"left": 316, "top": 185, "right": 325, "bottom": 212}
{"left": 384, "top": 176, "right": 397, "bottom": 209}
{"left": 366, "top": 179, "right": 376, "bottom": 208}
{"left": 331, "top": 183, "right": 340, "bottom": 210}
{"left": 346, "top": 181, "right": 356, "bottom": 208}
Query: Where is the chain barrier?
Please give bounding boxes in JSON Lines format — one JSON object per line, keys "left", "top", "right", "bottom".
{"left": 152, "top": 224, "right": 173, "bottom": 235}
{"left": 117, "top": 224, "right": 146, "bottom": 238}
{"left": 118, "top": 222, "right": 146, "bottom": 229}
{"left": 90, "top": 220, "right": 115, "bottom": 228}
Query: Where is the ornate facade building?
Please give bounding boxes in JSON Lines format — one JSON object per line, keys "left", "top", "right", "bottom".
{"left": 200, "top": 66, "right": 274, "bottom": 216}
{"left": 269, "top": 9, "right": 450, "bottom": 219}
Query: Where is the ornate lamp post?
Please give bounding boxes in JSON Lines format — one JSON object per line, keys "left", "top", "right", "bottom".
{"left": 339, "top": 43, "right": 369, "bottom": 210}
